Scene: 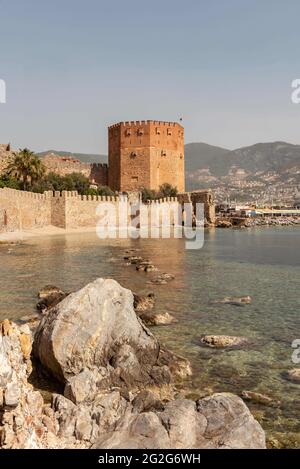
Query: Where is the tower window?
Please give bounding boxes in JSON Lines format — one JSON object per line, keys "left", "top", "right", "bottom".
{"left": 161, "top": 150, "right": 167, "bottom": 156}
{"left": 156, "top": 127, "right": 161, "bottom": 135}
{"left": 130, "top": 151, "right": 137, "bottom": 158}
{"left": 167, "top": 128, "right": 172, "bottom": 135}
{"left": 125, "top": 128, "right": 131, "bottom": 136}
{"left": 137, "top": 128, "right": 144, "bottom": 136}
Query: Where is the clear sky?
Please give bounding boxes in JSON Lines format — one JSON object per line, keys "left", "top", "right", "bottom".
{"left": 0, "top": 0, "right": 300, "bottom": 154}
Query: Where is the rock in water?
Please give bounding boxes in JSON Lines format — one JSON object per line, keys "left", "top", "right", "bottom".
{"left": 33, "top": 278, "right": 166, "bottom": 389}
{"left": 133, "top": 293, "right": 155, "bottom": 311}
{"left": 241, "top": 390, "right": 280, "bottom": 407}
{"left": 285, "top": 368, "right": 300, "bottom": 384}
{"left": 38, "top": 285, "right": 65, "bottom": 299}
{"left": 138, "top": 311, "right": 177, "bottom": 326}
{"left": 199, "top": 334, "right": 249, "bottom": 349}
{"left": 221, "top": 296, "right": 252, "bottom": 306}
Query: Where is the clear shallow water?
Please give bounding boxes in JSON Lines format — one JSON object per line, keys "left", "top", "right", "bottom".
{"left": 0, "top": 227, "right": 299, "bottom": 447}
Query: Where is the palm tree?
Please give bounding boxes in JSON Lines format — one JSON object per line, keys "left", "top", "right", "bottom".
{"left": 6, "top": 148, "right": 45, "bottom": 190}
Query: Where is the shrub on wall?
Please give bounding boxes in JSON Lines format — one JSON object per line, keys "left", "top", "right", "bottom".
{"left": 0, "top": 174, "right": 21, "bottom": 190}
{"left": 158, "top": 183, "right": 178, "bottom": 198}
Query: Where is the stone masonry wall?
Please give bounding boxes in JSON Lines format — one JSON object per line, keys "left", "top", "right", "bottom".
{"left": 178, "top": 190, "right": 216, "bottom": 224}
{"left": 0, "top": 188, "right": 214, "bottom": 234}
{"left": 0, "top": 188, "right": 52, "bottom": 232}
{"left": 108, "top": 121, "right": 185, "bottom": 193}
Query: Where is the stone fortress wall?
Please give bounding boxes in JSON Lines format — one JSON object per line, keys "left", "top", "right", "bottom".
{"left": 177, "top": 190, "right": 216, "bottom": 225}
{"left": 0, "top": 188, "right": 52, "bottom": 232}
{"left": 0, "top": 187, "right": 181, "bottom": 233}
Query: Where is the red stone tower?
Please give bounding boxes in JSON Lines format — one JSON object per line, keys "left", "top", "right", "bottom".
{"left": 108, "top": 120, "right": 185, "bottom": 192}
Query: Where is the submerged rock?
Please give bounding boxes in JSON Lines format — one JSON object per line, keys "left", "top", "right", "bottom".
{"left": 148, "top": 273, "right": 175, "bottom": 285}
{"left": 37, "top": 285, "right": 69, "bottom": 314}
{"left": 241, "top": 390, "right": 280, "bottom": 407}
{"left": 38, "top": 285, "right": 65, "bottom": 299}
{"left": 285, "top": 369, "right": 300, "bottom": 384}
{"left": 199, "top": 334, "right": 249, "bottom": 349}
{"left": 133, "top": 293, "right": 155, "bottom": 312}
{"left": 220, "top": 296, "right": 252, "bottom": 306}
{"left": 138, "top": 311, "right": 177, "bottom": 326}
{"left": 216, "top": 219, "right": 232, "bottom": 228}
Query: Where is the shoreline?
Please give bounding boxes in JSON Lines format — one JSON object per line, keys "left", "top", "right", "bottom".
{"left": 0, "top": 225, "right": 99, "bottom": 242}
{"left": 1, "top": 220, "right": 299, "bottom": 244}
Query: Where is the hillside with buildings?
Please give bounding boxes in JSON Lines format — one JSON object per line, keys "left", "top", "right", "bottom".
{"left": 185, "top": 141, "right": 300, "bottom": 204}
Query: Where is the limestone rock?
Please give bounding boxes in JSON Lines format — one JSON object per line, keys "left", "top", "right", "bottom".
{"left": 219, "top": 296, "right": 252, "bottom": 306}
{"left": 0, "top": 320, "right": 61, "bottom": 448}
{"left": 138, "top": 311, "right": 177, "bottom": 326}
{"left": 38, "top": 285, "right": 65, "bottom": 299}
{"left": 33, "top": 278, "right": 167, "bottom": 390}
{"left": 196, "top": 393, "right": 266, "bottom": 448}
{"left": 216, "top": 219, "right": 232, "bottom": 228}
{"left": 94, "top": 393, "right": 266, "bottom": 449}
{"left": 64, "top": 368, "right": 99, "bottom": 404}
{"left": 148, "top": 273, "right": 175, "bottom": 285}
{"left": 133, "top": 293, "right": 155, "bottom": 312}
{"left": 285, "top": 368, "right": 300, "bottom": 384}
{"left": 37, "top": 286, "right": 69, "bottom": 313}
{"left": 241, "top": 390, "right": 280, "bottom": 407}
{"left": 158, "top": 348, "right": 192, "bottom": 380}
{"left": 132, "top": 390, "right": 164, "bottom": 413}
{"left": 199, "top": 334, "right": 249, "bottom": 349}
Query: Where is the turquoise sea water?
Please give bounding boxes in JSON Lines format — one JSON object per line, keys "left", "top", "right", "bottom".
{"left": 0, "top": 227, "right": 299, "bottom": 447}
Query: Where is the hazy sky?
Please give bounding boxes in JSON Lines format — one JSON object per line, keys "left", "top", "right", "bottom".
{"left": 1, "top": 0, "right": 300, "bottom": 154}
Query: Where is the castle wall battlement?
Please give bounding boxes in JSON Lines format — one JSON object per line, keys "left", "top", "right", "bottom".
{"left": 109, "top": 120, "right": 183, "bottom": 129}
{"left": 0, "top": 188, "right": 52, "bottom": 231}
{"left": 0, "top": 188, "right": 184, "bottom": 233}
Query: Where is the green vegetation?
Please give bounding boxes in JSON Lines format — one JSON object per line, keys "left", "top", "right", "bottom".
{"left": 5, "top": 148, "right": 46, "bottom": 190}
{"left": 0, "top": 174, "right": 21, "bottom": 190}
{"left": 141, "top": 184, "right": 178, "bottom": 202}
{"left": 88, "top": 185, "right": 115, "bottom": 197}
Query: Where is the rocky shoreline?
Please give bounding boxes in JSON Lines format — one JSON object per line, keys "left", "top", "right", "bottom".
{"left": 216, "top": 216, "right": 300, "bottom": 228}
{"left": 0, "top": 278, "right": 266, "bottom": 449}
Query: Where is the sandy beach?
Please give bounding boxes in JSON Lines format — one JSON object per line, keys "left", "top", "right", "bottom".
{"left": 0, "top": 225, "right": 99, "bottom": 242}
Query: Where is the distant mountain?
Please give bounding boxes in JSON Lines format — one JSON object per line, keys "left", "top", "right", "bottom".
{"left": 185, "top": 141, "right": 300, "bottom": 177}
{"left": 185, "top": 141, "right": 300, "bottom": 203}
{"left": 37, "top": 150, "right": 107, "bottom": 164}
{"left": 184, "top": 142, "right": 229, "bottom": 173}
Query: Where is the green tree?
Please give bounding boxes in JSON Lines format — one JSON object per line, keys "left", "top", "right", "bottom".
{"left": 63, "top": 173, "right": 90, "bottom": 194}
{"left": 141, "top": 187, "right": 157, "bottom": 203}
{"left": 97, "top": 185, "right": 115, "bottom": 197}
{"left": 6, "top": 148, "right": 45, "bottom": 190}
{"left": 158, "top": 183, "right": 178, "bottom": 198}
